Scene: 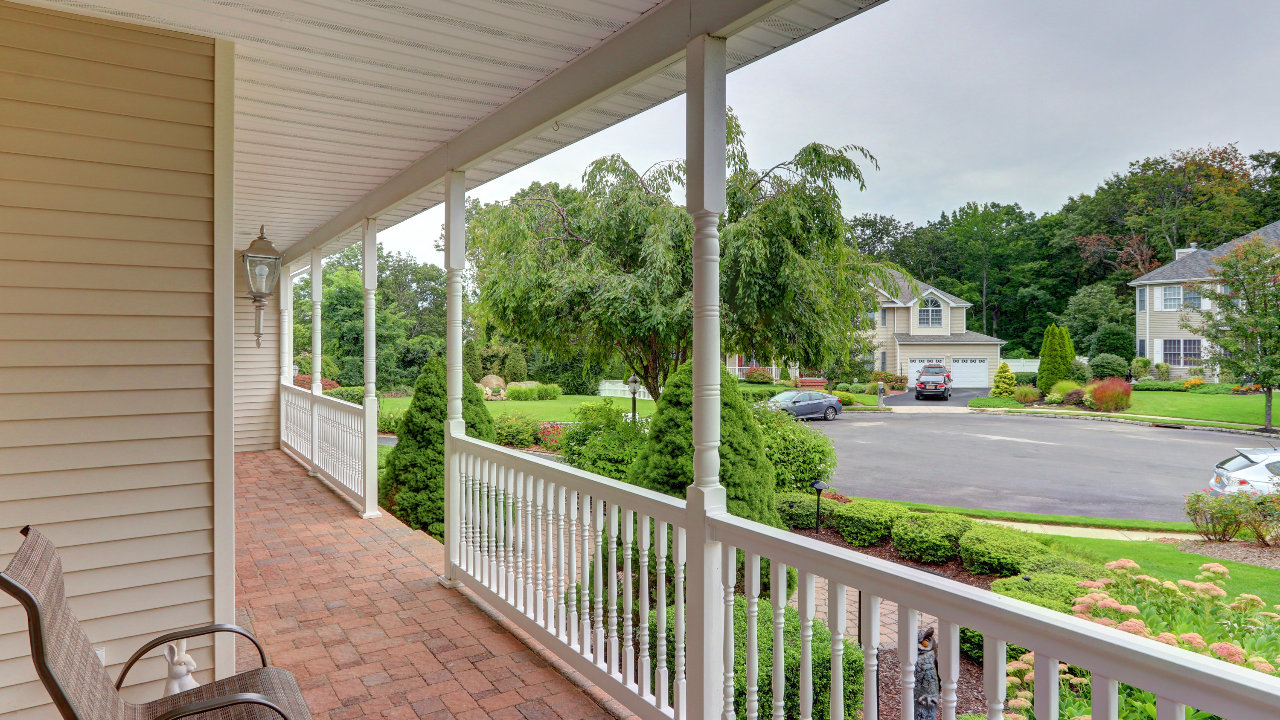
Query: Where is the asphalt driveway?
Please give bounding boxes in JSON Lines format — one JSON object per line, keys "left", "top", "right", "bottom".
{"left": 817, "top": 412, "right": 1244, "bottom": 521}
{"left": 882, "top": 387, "right": 987, "bottom": 407}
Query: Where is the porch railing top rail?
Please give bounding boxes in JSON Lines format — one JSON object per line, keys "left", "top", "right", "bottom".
{"left": 709, "top": 512, "right": 1280, "bottom": 720}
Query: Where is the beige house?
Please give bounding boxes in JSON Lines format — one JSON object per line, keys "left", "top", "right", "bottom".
{"left": 1128, "top": 219, "right": 1280, "bottom": 380}
{"left": 871, "top": 272, "right": 1005, "bottom": 387}
{"left": 2, "top": 2, "right": 1277, "bottom": 720}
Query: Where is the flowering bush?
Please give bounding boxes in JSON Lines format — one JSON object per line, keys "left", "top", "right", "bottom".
{"left": 537, "top": 423, "right": 564, "bottom": 451}
{"left": 1234, "top": 383, "right": 1263, "bottom": 394}
{"left": 1240, "top": 492, "right": 1280, "bottom": 546}
{"left": 1085, "top": 377, "right": 1132, "bottom": 412}
{"left": 377, "top": 410, "right": 400, "bottom": 434}
{"left": 743, "top": 365, "right": 775, "bottom": 384}
{"left": 1184, "top": 377, "right": 1206, "bottom": 389}
{"left": 294, "top": 373, "right": 340, "bottom": 391}
{"left": 1183, "top": 489, "right": 1255, "bottom": 541}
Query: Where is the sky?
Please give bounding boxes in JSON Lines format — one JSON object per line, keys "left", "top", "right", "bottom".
{"left": 379, "top": 0, "right": 1280, "bottom": 266}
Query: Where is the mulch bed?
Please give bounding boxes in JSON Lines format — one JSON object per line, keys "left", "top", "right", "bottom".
{"left": 1178, "top": 539, "right": 1280, "bottom": 570}
{"left": 790, "top": 528, "right": 996, "bottom": 717}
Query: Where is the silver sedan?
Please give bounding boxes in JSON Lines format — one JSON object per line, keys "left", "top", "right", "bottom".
{"left": 1208, "top": 449, "right": 1280, "bottom": 495}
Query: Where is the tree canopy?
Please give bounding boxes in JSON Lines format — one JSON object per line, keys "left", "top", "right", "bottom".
{"left": 467, "top": 113, "right": 889, "bottom": 400}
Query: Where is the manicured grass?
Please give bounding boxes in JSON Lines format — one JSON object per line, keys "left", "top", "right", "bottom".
{"left": 1127, "top": 390, "right": 1267, "bottom": 426}
{"left": 859, "top": 497, "right": 1198, "bottom": 533}
{"left": 968, "top": 396, "right": 1023, "bottom": 408}
{"left": 379, "top": 394, "right": 655, "bottom": 423}
{"left": 1036, "top": 533, "right": 1280, "bottom": 605}
{"left": 849, "top": 393, "right": 878, "bottom": 406}
{"left": 1006, "top": 408, "right": 1258, "bottom": 431}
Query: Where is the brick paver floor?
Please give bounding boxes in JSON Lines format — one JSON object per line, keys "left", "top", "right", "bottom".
{"left": 234, "top": 450, "right": 627, "bottom": 720}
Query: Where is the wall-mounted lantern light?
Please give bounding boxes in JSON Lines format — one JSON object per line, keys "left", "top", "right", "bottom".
{"left": 242, "top": 225, "right": 282, "bottom": 348}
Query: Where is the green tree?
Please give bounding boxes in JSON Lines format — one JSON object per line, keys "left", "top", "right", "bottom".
{"left": 462, "top": 339, "right": 482, "bottom": 383}
{"left": 319, "top": 268, "right": 411, "bottom": 388}
{"left": 1037, "top": 324, "right": 1069, "bottom": 394}
{"left": 380, "top": 359, "right": 494, "bottom": 537}
{"left": 504, "top": 346, "right": 528, "bottom": 382}
{"left": 626, "top": 362, "right": 783, "bottom": 529}
{"left": 1051, "top": 282, "right": 1133, "bottom": 355}
{"left": 468, "top": 114, "right": 888, "bottom": 400}
{"left": 1184, "top": 236, "right": 1280, "bottom": 429}
{"left": 991, "top": 361, "right": 1016, "bottom": 398}
{"left": 327, "top": 244, "right": 448, "bottom": 340}
{"left": 1089, "top": 322, "right": 1136, "bottom": 360}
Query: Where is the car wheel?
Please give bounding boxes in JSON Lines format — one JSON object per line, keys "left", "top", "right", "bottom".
{"left": 824, "top": 406, "right": 836, "bottom": 421}
{"left": 915, "top": 393, "right": 922, "bottom": 400}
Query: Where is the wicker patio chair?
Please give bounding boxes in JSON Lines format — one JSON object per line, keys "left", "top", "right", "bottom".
{"left": 1, "top": 526, "right": 313, "bottom": 720}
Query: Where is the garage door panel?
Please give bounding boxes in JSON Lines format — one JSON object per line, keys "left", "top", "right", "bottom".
{"left": 952, "top": 357, "right": 988, "bottom": 388}
{"left": 907, "top": 357, "right": 944, "bottom": 380}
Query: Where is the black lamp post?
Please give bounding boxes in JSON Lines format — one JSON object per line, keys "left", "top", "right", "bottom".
{"left": 626, "top": 373, "right": 642, "bottom": 422}
{"left": 810, "top": 479, "right": 830, "bottom": 530}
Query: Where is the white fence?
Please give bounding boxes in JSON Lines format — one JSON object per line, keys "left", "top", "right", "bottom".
{"left": 449, "top": 431, "right": 1280, "bottom": 720}
{"left": 598, "top": 379, "right": 655, "bottom": 402}
{"left": 1002, "top": 359, "right": 1040, "bottom": 374}
{"left": 280, "top": 382, "right": 369, "bottom": 508}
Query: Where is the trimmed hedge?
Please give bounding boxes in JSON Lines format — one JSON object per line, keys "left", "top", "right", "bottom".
{"left": 829, "top": 500, "right": 908, "bottom": 546}
{"left": 890, "top": 513, "right": 973, "bottom": 563}
{"left": 831, "top": 390, "right": 858, "bottom": 407}
{"left": 957, "top": 523, "right": 1049, "bottom": 576}
{"left": 1014, "top": 371, "right": 1037, "bottom": 386}
{"left": 506, "top": 383, "right": 562, "bottom": 400}
{"left": 323, "top": 386, "right": 367, "bottom": 405}
{"left": 990, "top": 573, "right": 1087, "bottom": 608}
{"left": 776, "top": 492, "right": 842, "bottom": 529}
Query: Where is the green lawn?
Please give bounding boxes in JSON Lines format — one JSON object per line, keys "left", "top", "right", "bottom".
{"left": 849, "top": 393, "right": 878, "bottom": 406}
{"left": 865, "top": 497, "right": 1198, "bottom": 533}
{"left": 1127, "top": 391, "right": 1267, "bottom": 426}
{"left": 1038, "top": 533, "right": 1280, "bottom": 605}
{"left": 380, "top": 394, "right": 655, "bottom": 423}
{"left": 1007, "top": 408, "right": 1257, "bottom": 431}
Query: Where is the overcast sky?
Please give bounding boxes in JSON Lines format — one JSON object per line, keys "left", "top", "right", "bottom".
{"left": 379, "top": 0, "right": 1280, "bottom": 266}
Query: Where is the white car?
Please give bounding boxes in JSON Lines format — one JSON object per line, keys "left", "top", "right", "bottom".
{"left": 1208, "top": 449, "right": 1280, "bottom": 495}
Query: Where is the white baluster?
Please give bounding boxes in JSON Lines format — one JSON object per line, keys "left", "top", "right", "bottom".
{"left": 829, "top": 583, "right": 847, "bottom": 720}
{"left": 567, "top": 489, "right": 578, "bottom": 645}
{"left": 506, "top": 466, "right": 517, "bottom": 602}
{"left": 524, "top": 471, "right": 536, "bottom": 613}
{"left": 513, "top": 470, "right": 525, "bottom": 612}
{"left": 674, "top": 527, "right": 687, "bottom": 719}
{"left": 1155, "top": 696, "right": 1185, "bottom": 720}
{"left": 623, "top": 509, "right": 635, "bottom": 687}
{"left": 543, "top": 479, "right": 555, "bottom": 630}
{"left": 982, "top": 637, "right": 1006, "bottom": 720}
{"left": 897, "top": 607, "right": 918, "bottom": 720}
{"left": 458, "top": 454, "right": 469, "bottom": 575}
{"left": 639, "top": 513, "right": 652, "bottom": 698}
{"left": 593, "top": 498, "right": 605, "bottom": 665}
{"left": 771, "top": 560, "right": 786, "bottom": 720}
{"left": 1091, "top": 673, "right": 1118, "bottom": 720}
{"left": 607, "top": 504, "right": 619, "bottom": 676}
{"left": 937, "top": 621, "right": 959, "bottom": 720}
{"left": 580, "top": 492, "right": 591, "bottom": 656}
{"left": 1034, "top": 652, "right": 1060, "bottom": 720}
{"left": 656, "top": 521, "right": 669, "bottom": 708}
{"left": 469, "top": 455, "right": 480, "bottom": 575}
{"left": 722, "top": 544, "right": 737, "bottom": 720}
{"left": 860, "top": 593, "right": 881, "bottom": 720}
{"left": 556, "top": 484, "right": 567, "bottom": 639}
{"left": 495, "top": 464, "right": 506, "bottom": 596}
{"left": 799, "top": 571, "right": 815, "bottom": 720}
{"left": 744, "top": 554, "right": 760, "bottom": 720}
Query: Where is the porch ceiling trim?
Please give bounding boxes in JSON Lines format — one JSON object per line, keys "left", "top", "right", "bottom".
{"left": 281, "top": 0, "right": 841, "bottom": 264}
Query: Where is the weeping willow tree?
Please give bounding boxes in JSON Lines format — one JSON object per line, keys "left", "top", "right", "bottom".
{"left": 467, "top": 112, "right": 894, "bottom": 400}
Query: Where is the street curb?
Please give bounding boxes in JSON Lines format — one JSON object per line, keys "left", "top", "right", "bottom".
{"left": 969, "top": 408, "right": 1278, "bottom": 438}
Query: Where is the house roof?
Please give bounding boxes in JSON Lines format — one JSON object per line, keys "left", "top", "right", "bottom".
{"left": 894, "top": 331, "right": 1006, "bottom": 345}
{"left": 878, "top": 269, "right": 972, "bottom": 307}
{"left": 1129, "top": 219, "right": 1280, "bottom": 286}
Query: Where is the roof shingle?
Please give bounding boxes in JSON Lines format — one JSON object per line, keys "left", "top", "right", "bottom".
{"left": 1130, "top": 219, "right": 1280, "bottom": 285}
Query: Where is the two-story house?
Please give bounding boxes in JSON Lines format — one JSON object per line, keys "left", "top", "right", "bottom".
{"left": 1128, "top": 219, "right": 1280, "bottom": 380}
{"left": 872, "top": 270, "right": 1006, "bottom": 387}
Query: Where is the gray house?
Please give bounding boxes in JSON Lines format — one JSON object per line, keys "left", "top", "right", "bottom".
{"left": 1128, "top": 219, "right": 1280, "bottom": 379}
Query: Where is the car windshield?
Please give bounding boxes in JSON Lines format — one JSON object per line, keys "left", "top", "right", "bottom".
{"left": 772, "top": 391, "right": 801, "bottom": 402}
{"left": 919, "top": 374, "right": 946, "bottom": 381}
{"left": 922, "top": 365, "right": 946, "bottom": 372}
{"left": 1217, "top": 454, "right": 1255, "bottom": 472}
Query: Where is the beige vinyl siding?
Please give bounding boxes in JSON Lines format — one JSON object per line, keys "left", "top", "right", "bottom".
{"left": 234, "top": 268, "right": 279, "bottom": 452}
{"left": 908, "top": 292, "right": 951, "bottom": 335}
{"left": 0, "top": 2, "right": 217, "bottom": 715}
{"left": 951, "top": 306, "right": 967, "bottom": 331}
{"left": 1137, "top": 284, "right": 1208, "bottom": 380}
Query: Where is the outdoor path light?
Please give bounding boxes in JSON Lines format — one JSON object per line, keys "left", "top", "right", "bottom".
{"left": 242, "top": 225, "right": 282, "bottom": 348}
{"left": 626, "top": 373, "right": 642, "bottom": 422}
{"left": 810, "top": 479, "right": 830, "bottom": 530}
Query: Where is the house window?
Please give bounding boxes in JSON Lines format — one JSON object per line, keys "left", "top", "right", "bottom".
{"left": 880, "top": 307, "right": 887, "bottom": 326}
{"left": 1163, "top": 339, "right": 1181, "bottom": 366}
{"left": 1137, "top": 288, "right": 1146, "bottom": 312}
{"left": 1162, "top": 339, "right": 1202, "bottom": 367}
{"left": 1162, "top": 286, "right": 1182, "bottom": 310}
{"left": 880, "top": 351, "right": 886, "bottom": 371}
{"left": 1184, "top": 287, "right": 1201, "bottom": 309}
{"left": 919, "top": 297, "right": 942, "bottom": 327}
{"left": 1138, "top": 338, "right": 1146, "bottom": 358}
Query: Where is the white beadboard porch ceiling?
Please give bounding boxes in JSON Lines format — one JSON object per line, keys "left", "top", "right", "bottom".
{"left": 18, "top": 0, "right": 884, "bottom": 259}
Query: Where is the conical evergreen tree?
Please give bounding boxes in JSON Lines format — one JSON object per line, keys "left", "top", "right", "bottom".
{"left": 991, "top": 361, "right": 1016, "bottom": 398}
{"left": 504, "top": 346, "right": 528, "bottom": 382}
{"left": 462, "top": 340, "right": 482, "bottom": 384}
{"left": 1037, "top": 324, "right": 1067, "bottom": 394}
{"left": 381, "top": 358, "right": 493, "bottom": 537}
{"left": 627, "top": 361, "right": 783, "bottom": 528}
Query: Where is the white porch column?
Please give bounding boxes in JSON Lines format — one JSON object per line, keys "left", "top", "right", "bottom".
{"left": 684, "top": 33, "right": 727, "bottom": 720}
{"left": 360, "top": 218, "right": 382, "bottom": 519}
{"left": 442, "top": 170, "right": 466, "bottom": 587}
{"left": 309, "top": 250, "right": 322, "bottom": 476}
{"left": 279, "top": 269, "right": 293, "bottom": 384}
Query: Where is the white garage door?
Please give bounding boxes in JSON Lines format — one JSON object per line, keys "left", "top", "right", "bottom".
{"left": 951, "top": 357, "right": 989, "bottom": 388}
{"left": 907, "top": 357, "right": 945, "bottom": 380}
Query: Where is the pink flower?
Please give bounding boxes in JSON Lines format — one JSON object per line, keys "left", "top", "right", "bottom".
{"left": 1199, "top": 562, "right": 1230, "bottom": 577}
{"left": 1180, "top": 633, "right": 1207, "bottom": 650}
{"left": 1133, "top": 574, "right": 1160, "bottom": 584}
{"left": 1210, "top": 642, "right": 1246, "bottom": 664}
{"left": 1155, "top": 632, "right": 1178, "bottom": 646}
{"left": 1119, "top": 604, "right": 1140, "bottom": 615}
{"left": 1076, "top": 580, "right": 1104, "bottom": 589}
{"left": 1006, "top": 698, "right": 1032, "bottom": 710}
{"left": 1006, "top": 675, "right": 1021, "bottom": 686}
{"left": 1249, "top": 658, "right": 1276, "bottom": 674}
{"left": 1092, "top": 617, "right": 1118, "bottom": 628}
{"left": 1073, "top": 613, "right": 1091, "bottom": 620}
{"left": 1072, "top": 603, "right": 1094, "bottom": 613}
{"left": 1006, "top": 661, "right": 1031, "bottom": 673}
{"left": 1105, "top": 558, "right": 1140, "bottom": 571}
{"left": 1098, "top": 598, "right": 1123, "bottom": 610}
{"left": 1097, "top": 577, "right": 1115, "bottom": 585}
{"left": 1116, "top": 619, "right": 1149, "bottom": 636}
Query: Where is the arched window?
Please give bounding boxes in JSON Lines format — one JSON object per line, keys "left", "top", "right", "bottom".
{"left": 919, "top": 297, "right": 942, "bottom": 327}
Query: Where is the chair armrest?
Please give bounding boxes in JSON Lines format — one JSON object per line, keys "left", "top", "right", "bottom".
{"left": 149, "top": 693, "right": 293, "bottom": 720}
{"left": 116, "top": 624, "right": 268, "bottom": 690}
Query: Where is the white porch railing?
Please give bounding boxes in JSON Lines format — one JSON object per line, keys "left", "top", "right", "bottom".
{"left": 281, "top": 382, "right": 367, "bottom": 505}
{"left": 449, "top": 433, "right": 1280, "bottom": 720}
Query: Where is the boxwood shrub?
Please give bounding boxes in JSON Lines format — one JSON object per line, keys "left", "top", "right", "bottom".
{"left": 507, "top": 383, "right": 562, "bottom": 401}
{"left": 990, "top": 573, "right": 1086, "bottom": 609}
{"left": 1013, "top": 372, "right": 1037, "bottom": 386}
{"left": 890, "top": 513, "right": 973, "bottom": 563}
{"left": 323, "top": 385, "right": 367, "bottom": 405}
{"left": 957, "top": 523, "right": 1049, "bottom": 576}
{"left": 775, "top": 492, "right": 843, "bottom": 530}
{"left": 829, "top": 499, "right": 908, "bottom": 546}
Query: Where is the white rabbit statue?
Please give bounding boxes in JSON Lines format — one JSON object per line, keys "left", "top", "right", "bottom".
{"left": 162, "top": 639, "right": 200, "bottom": 697}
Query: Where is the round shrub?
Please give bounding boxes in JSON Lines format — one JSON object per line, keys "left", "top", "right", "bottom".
{"left": 991, "top": 362, "right": 1016, "bottom": 398}
{"left": 1131, "top": 356, "right": 1152, "bottom": 378}
{"left": 561, "top": 399, "right": 646, "bottom": 480}
{"left": 829, "top": 499, "right": 908, "bottom": 546}
{"left": 1019, "top": 552, "right": 1105, "bottom": 578}
{"left": 831, "top": 390, "right": 858, "bottom": 407}
{"left": 1014, "top": 371, "right": 1038, "bottom": 386}
{"left": 1061, "top": 388, "right": 1085, "bottom": 406}
{"left": 1050, "top": 379, "right": 1081, "bottom": 396}
{"left": 493, "top": 411, "right": 541, "bottom": 448}
{"left": 754, "top": 408, "right": 836, "bottom": 493}
{"left": 775, "top": 492, "right": 844, "bottom": 530}
{"left": 991, "top": 573, "right": 1087, "bottom": 607}
{"left": 1088, "top": 353, "right": 1128, "bottom": 380}
{"left": 834, "top": 382, "right": 854, "bottom": 392}
{"left": 743, "top": 366, "right": 775, "bottom": 384}
{"left": 957, "top": 523, "right": 1049, "bottom": 576}
{"left": 323, "top": 385, "right": 367, "bottom": 405}
{"left": 1068, "top": 358, "right": 1092, "bottom": 384}
{"left": 890, "top": 513, "right": 973, "bottom": 563}
{"left": 1012, "top": 384, "right": 1041, "bottom": 404}
{"left": 1153, "top": 362, "right": 1171, "bottom": 380}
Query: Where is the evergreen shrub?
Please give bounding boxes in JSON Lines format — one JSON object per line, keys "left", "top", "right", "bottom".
{"left": 958, "top": 524, "right": 1049, "bottom": 576}
{"left": 323, "top": 386, "right": 367, "bottom": 405}
{"left": 1036, "top": 324, "right": 1070, "bottom": 394}
{"left": 1153, "top": 362, "right": 1171, "bottom": 380}
{"left": 1131, "top": 356, "right": 1152, "bottom": 378}
{"left": 1014, "top": 372, "right": 1038, "bottom": 386}
{"left": 775, "top": 492, "right": 844, "bottom": 530}
{"left": 504, "top": 347, "right": 528, "bottom": 382}
{"left": 494, "top": 412, "right": 541, "bottom": 448}
{"left": 890, "top": 513, "right": 973, "bottom": 563}
{"left": 990, "top": 362, "right": 1016, "bottom": 398}
{"left": 754, "top": 408, "right": 836, "bottom": 493}
{"left": 990, "top": 573, "right": 1088, "bottom": 608}
{"left": 1088, "top": 353, "right": 1128, "bottom": 380}
{"left": 829, "top": 500, "right": 908, "bottom": 546}
{"left": 561, "top": 399, "right": 645, "bottom": 480}
{"left": 462, "top": 341, "right": 482, "bottom": 383}
{"left": 1068, "top": 358, "right": 1092, "bottom": 384}
{"left": 380, "top": 359, "right": 494, "bottom": 537}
